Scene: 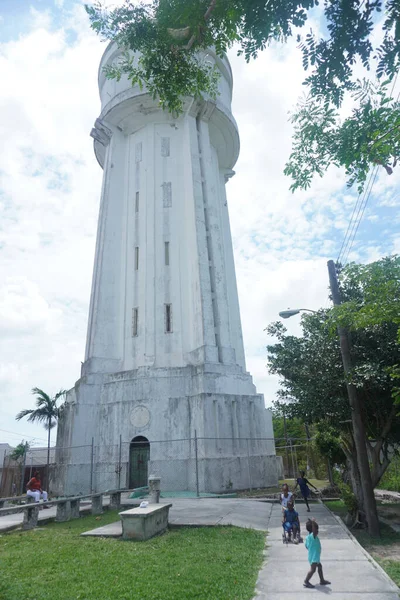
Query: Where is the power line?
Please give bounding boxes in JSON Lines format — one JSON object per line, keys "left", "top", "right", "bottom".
{"left": 341, "top": 167, "right": 378, "bottom": 265}
{"left": 336, "top": 72, "right": 399, "bottom": 265}
{"left": 0, "top": 428, "right": 50, "bottom": 444}
{"left": 338, "top": 166, "right": 378, "bottom": 265}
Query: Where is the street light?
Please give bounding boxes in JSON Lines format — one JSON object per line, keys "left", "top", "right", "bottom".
{"left": 278, "top": 308, "right": 317, "bottom": 319}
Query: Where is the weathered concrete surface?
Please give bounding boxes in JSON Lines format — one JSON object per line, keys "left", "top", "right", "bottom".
{"left": 0, "top": 498, "right": 109, "bottom": 533}
{"left": 167, "top": 498, "right": 270, "bottom": 530}
{"left": 22, "top": 505, "right": 39, "bottom": 530}
{"left": 54, "top": 40, "right": 278, "bottom": 497}
{"left": 56, "top": 500, "right": 71, "bottom": 522}
{"left": 254, "top": 502, "right": 399, "bottom": 599}
{"left": 120, "top": 503, "right": 172, "bottom": 541}
{"left": 81, "top": 521, "right": 122, "bottom": 538}
{"left": 91, "top": 494, "right": 103, "bottom": 515}
{"left": 70, "top": 498, "right": 81, "bottom": 519}
{"left": 82, "top": 498, "right": 270, "bottom": 537}
{"left": 109, "top": 492, "right": 121, "bottom": 511}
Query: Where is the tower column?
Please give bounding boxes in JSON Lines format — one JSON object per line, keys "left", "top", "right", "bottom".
{"left": 85, "top": 128, "right": 127, "bottom": 374}
{"left": 55, "top": 43, "right": 277, "bottom": 497}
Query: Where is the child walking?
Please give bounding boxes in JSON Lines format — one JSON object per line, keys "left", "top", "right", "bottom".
{"left": 294, "top": 470, "right": 318, "bottom": 512}
{"left": 303, "top": 519, "right": 330, "bottom": 589}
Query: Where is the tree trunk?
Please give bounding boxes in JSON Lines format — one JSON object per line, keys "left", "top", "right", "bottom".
{"left": 347, "top": 453, "right": 364, "bottom": 511}
{"left": 327, "top": 459, "right": 334, "bottom": 486}
{"left": 328, "top": 260, "right": 380, "bottom": 536}
{"left": 46, "top": 421, "right": 51, "bottom": 492}
{"left": 305, "top": 423, "right": 319, "bottom": 479}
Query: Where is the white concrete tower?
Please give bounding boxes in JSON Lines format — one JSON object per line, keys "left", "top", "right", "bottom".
{"left": 56, "top": 43, "right": 277, "bottom": 494}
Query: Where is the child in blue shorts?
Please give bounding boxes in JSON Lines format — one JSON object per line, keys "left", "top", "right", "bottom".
{"left": 303, "top": 519, "right": 331, "bottom": 588}
{"left": 282, "top": 500, "right": 301, "bottom": 543}
{"left": 294, "top": 470, "right": 318, "bottom": 512}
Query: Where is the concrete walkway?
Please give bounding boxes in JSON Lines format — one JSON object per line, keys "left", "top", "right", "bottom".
{"left": 255, "top": 501, "right": 399, "bottom": 599}
{"left": 81, "top": 497, "right": 271, "bottom": 536}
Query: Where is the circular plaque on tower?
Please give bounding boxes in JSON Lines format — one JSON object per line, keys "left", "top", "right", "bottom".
{"left": 130, "top": 405, "right": 150, "bottom": 429}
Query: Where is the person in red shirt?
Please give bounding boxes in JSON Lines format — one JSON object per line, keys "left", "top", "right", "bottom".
{"left": 26, "top": 471, "right": 49, "bottom": 507}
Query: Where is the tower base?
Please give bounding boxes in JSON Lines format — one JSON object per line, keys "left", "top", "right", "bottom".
{"left": 55, "top": 363, "right": 277, "bottom": 495}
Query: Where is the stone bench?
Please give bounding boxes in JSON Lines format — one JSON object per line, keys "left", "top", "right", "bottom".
{"left": 0, "top": 501, "right": 40, "bottom": 530}
{"left": 0, "top": 488, "right": 135, "bottom": 531}
{"left": 55, "top": 493, "right": 104, "bottom": 522}
{"left": 105, "top": 489, "right": 122, "bottom": 511}
{"left": 0, "top": 493, "right": 106, "bottom": 529}
{"left": 119, "top": 503, "right": 172, "bottom": 541}
{"left": 0, "top": 495, "right": 34, "bottom": 509}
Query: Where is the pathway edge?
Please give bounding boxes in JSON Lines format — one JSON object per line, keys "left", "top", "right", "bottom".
{"left": 322, "top": 499, "right": 400, "bottom": 593}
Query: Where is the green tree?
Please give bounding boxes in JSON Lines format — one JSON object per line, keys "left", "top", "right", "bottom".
{"left": 273, "top": 414, "right": 305, "bottom": 476}
{"left": 331, "top": 256, "right": 400, "bottom": 330}
{"left": 86, "top": 0, "right": 400, "bottom": 191}
{"left": 16, "top": 388, "right": 66, "bottom": 489}
{"left": 330, "top": 255, "right": 400, "bottom": 403}
{"left": 273, "top": 413, "right": 323, "bottom": 479}
{"left": 9, "top": 440, "right": 30, "bottom": 462}
{"left": 266, "top": 260, "right": 400, "bottom": 519}
{"left": 9, "top": 441, "right": 30, "bottom": 496}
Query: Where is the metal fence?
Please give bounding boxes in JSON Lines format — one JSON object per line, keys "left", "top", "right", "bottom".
{"left": 275, "top": 440, "right": 329, "bottom": 481}
{"left": 1, "top": 436, "right": 280, "bottom": 498}
{"left": 0, "top": 437, "right": 330, "bottom": 498}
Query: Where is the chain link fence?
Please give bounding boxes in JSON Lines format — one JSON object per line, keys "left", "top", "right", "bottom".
{"left": 1, "top": 436, "right": 281, "bottom": 497}
{"left": 275, "top": 440, "right": 329, "bottom": 481}
{"left": 0, "top": 437, "right": 330, "bottom": 498}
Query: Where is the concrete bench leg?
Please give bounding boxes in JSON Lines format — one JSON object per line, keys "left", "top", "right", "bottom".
{"left": 91, "top": 494, "right": 103, "bottom": 515}
{"left": 56, "top": 501, "right": 71, "bottom": 522}
{"left": 109, "top": 492, "right": 121, "bottom": 511}
{"left": 70, "top": 499, "right": 80, "bottom": 519}
{"left": 0, "top": 500, "right": 5, "bottom": 509}
{"left": 148, "top": 476, "right": 161, "bottom": 504}
{"left": 23, "top": 505, "right": 39, "bottom": 530}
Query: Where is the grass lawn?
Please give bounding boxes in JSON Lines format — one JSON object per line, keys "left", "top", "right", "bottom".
{"left": 0, "top": 511, "right": 265, "bottom": 600}
{"left": 325, "top": 500, "right": 400, "bottom": 587}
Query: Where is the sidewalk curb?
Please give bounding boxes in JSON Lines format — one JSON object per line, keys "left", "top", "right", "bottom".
{"left": 252, "top": 502, "right": 274, "bottom": 600}
{"left": 321, "top": 499, "right": 400, "bottom": 594}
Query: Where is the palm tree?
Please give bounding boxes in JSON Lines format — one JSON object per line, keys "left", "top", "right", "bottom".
{"left": 10, "top": 440, "right": 30, "bottom": 495}
{"left": 16, "top": 388, "right": 66, "bottom": 489}
{"left": 10, "top": 440, "right": 30, "bottom": 462}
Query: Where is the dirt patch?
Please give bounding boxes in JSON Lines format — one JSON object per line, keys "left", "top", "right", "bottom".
{"left": 369, "top": 543, "right": 400, "bottom": 561}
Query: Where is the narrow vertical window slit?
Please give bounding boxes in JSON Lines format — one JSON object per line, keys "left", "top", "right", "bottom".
{"left": 165, "top": 304, "right": 172, "bottom": 333}
{"left": 135, "top": 247, "right": 139, "bottom": 270}
{"left": 132, "top": 308, "right": 138, "bottom": 337}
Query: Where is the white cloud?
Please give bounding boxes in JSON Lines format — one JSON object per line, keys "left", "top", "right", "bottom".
{"left": 0, "top": 4, "right": 103, "bottom": 444}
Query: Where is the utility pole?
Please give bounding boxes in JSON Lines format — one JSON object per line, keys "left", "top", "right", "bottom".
{"left": 304, "top": 422, "right": 319, "bottom": 480}
{"left": 327, "top": 260, "right": 380, "bottom": 536}
{"left": 283, "top": 411, "right": 290, "bottom": 477}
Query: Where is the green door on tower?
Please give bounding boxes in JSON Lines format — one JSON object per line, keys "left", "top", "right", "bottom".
{"left": 129, "top": 437, "right": 150, "bottom": 488}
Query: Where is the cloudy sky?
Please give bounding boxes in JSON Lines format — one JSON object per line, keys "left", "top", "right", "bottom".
{"left": 0, "top": 0, "right": 399, "bottom": 448}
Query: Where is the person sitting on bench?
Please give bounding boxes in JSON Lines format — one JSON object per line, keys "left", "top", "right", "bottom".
{"left": 26, "top": 471, "right": 49, "bottom": 508}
